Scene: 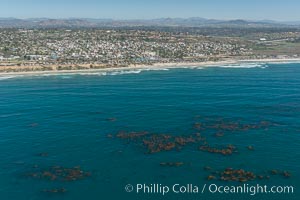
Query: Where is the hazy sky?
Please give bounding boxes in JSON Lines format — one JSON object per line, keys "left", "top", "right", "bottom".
{"left": 1, "top": 0, "right": 300, "bottom": 21}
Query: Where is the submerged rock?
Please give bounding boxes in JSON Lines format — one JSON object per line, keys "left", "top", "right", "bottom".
{"left": 160, "top": 162, "right": 184, "bottom": 167}
{"left": 42, "top": 188, "right": 67, "bottom": 195}
{"left": 25, "top": 166, "right": 91, "bottom": 182}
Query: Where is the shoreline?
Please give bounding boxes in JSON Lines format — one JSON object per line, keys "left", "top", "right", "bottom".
{"left": 1, "top": 58, "right": 300, "bottom": 76}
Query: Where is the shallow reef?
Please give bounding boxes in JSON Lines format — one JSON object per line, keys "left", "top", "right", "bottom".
{"left": 199, "top": 144, "right": 238, "bottom": 155}
{"left": 109, "top": 116, "right": 276, "bottom": 155}
{"left": 206, "top": 167, "right": 292, "bottom": 182}
{"left": 24, "top": 165, "right": 91, "bottom": 182}
{"left": 112, "top": 131, "right": 206, "bottom": 154}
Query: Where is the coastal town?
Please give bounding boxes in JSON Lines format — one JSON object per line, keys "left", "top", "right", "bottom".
{"left": 1, "top": 0, "right": 299, "bottom": 199}
{"left": 0, "top": 27, "right": 300, "bottom": 72}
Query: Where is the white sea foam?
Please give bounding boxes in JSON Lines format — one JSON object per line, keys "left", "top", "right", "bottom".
{"left": 0, "top": 75, "right": 23, "bottom": 80}
{"left": 269, "top": 61, "right": 300, "bottom": 65}
{"left": 0, "top": 62, "right": 277, "bottom": 81}
{"left": 75, "top": 72, "right": 107, "bottom": 76}
{"left": 77, "top": 68, "right": 169, "bottom": 76}
{"left": 216, "top": 63, "right": 268, "bottom": 69}
{"left": 143, "top": 68, "right": 169, "bottom": 71}
{"left": 180, "top": 66, "right": 204, "bottom": 69}
{"left": 109, "top": 69, "right": 143, "bottom": 75}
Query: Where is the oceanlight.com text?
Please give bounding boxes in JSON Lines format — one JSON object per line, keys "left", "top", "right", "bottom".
{"left": 125, "top": 183, "right": 294, "bottom": 196}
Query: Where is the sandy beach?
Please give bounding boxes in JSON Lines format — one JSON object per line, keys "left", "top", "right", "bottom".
{"left": 1, "top": 58, "right": 300, "bottom": 77}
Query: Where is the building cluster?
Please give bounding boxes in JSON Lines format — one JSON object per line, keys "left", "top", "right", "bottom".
{"left": 0, "top": 29, "right": 252, "bottom": 66}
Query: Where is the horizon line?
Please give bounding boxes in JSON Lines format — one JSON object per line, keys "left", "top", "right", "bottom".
{"left": 0, "top": 16, "right": 299, "bottom": 23}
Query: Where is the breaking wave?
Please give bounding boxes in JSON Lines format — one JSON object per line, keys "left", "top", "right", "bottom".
{"left": 0, "top": 75, "right": 24, "bottom": 80}
{"left": 182, "top": 66, "right": 204, "bottom": 69}
{"left": 215, "top": 63, "right": 268, "bottom": 69}
{"left": 0, "top": 63, "right": 272, "bottom": 81}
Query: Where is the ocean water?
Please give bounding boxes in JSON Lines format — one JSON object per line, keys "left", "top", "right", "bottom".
{"left": 0, "top": 63, "right": 299, "bottom": 200}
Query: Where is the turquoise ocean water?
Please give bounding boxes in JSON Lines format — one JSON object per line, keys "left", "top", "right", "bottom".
{"left": 0, "top": 63, "right": 299, "bottom": 200}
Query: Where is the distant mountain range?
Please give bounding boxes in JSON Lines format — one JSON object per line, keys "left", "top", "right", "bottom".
{"left": 0, "top": 17, "right": 300, "bottom": 28}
